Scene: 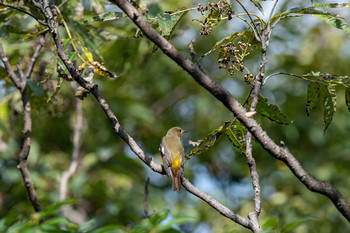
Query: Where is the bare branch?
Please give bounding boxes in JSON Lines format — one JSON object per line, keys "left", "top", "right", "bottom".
{"left": 0, "top": 39, "right": 44, "bottom": 212}
{"left": 17, "top": 58, "right": 26, "bottom": 89}
{"left": 32, "top": 2, "right": 257, "bottom": 230}
{"left": 25, "top": 35, "right": 45, "bottom": 79}
{"left": 59, "top": 97, "right": 83, "bottom": 203}
{"left": 236, "top": 0, "right": 261, "bottom": 42}
{"left": 267, "top": 0, "right": 279, "bottom": 31}
{"left": 182, "top": 178, "right": 251, "bottom": 229}
{"left": 144, "top": 176, "right": 154, "bottom": 218}
{"left": 110, "top": 0, "right": 350, "bottom": 222}
{"left": 189, "top": 40, "right": 205, "bottom": 73}
{"left": 0, "top": 44, "right": 22, "bottom": 89}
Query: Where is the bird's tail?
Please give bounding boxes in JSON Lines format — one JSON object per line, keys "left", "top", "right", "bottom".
{"left": 171, "top": 169, "right": 181, "bottom": 191}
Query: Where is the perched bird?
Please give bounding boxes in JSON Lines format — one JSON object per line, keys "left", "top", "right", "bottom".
{"left": 160, "top": 127, "right": 186, "bottom": 191}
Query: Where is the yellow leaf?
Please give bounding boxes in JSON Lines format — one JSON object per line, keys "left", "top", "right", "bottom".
{"left": 93, "top": 62, "right": 117, "bottom": 79}
{"left": 82, "top": 47, "right": 94, "bottom": 63}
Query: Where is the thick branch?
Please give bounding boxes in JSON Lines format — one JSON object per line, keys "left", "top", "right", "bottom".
{"left": 0, "top": 41, "right": 43, "bottom": 212}
{"left": 34, "top": 1, "right": 254, "bottom": 230}
{"left": 110, "top": 0, "right": 350, "bottom": 222}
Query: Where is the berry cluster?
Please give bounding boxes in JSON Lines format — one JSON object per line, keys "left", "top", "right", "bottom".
{"left": 197, "top": 0, "right": 233, "bottom": 35}
{"left": 218, "top": 40, "right": 252, "bottom": 75}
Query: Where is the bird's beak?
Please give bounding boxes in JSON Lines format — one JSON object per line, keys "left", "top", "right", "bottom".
{"left": 183, "top": 130, "right": 188, "bottom": 134}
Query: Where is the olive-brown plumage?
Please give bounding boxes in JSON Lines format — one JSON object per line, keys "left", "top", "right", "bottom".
{"left": 160, "top": 127, "right": 186, "bottom": 191}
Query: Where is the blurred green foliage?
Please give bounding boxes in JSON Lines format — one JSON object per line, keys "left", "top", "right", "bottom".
{"left": 1, "top": 0, "right": 350, "bottom": 232}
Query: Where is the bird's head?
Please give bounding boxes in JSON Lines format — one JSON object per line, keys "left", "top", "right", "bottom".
{"left": 167, "top": 126, "right": 187, "bottom": 138}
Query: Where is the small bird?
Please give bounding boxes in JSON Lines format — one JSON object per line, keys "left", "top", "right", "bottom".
{"left": 160, "top": 127, "right": 186, "bottom": 191}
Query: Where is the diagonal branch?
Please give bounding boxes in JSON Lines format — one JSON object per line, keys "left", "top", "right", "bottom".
{"left": 0, "top": 44, "right": 22, "bottom": 89}
{"left": 110, "top": 0, "right": 350, "bottom": 222}
{"left": 0, "top": 38, "right": 44, "bottom": 212}
{"left": 33, "top": 1, "right": 257, "bottom": 231}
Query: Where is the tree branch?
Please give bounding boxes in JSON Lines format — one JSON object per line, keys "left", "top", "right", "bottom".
{"left": 144, "top": 176, "right": 153, "bottom": 218}
{"left": 33, "top": 1, "right": 257, "bottom": 231}
{"left": 0, "top": 39, "right": 44, "bottom": 212}
{"left": 0, "top": 44, "right": 22, "bottom": 89}
{"left": 59, "top": 96, "right": 83, "bottom": 218}
{"left": 59, "top": 97, "right": 83, "bottom": 202}
{"left": 110, "top": 0, "right": 350, "bottom": 222}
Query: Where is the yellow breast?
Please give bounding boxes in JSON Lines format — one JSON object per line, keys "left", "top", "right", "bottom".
{"left": 171, "top": 154, "right": 181, "bottom": 169}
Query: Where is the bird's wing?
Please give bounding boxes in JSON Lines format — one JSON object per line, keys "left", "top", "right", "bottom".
{"left": 180, "top": 141, "right": 185, "bottom": 177}
{"left": 160, "top": 136, "right": 172, "bottom": 177}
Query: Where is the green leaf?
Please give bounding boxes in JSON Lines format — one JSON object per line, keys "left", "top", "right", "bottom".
{"left": 281, "top": 217, "right": 314, "bottom": 233}
{"left": 84, "top": 12, "right": 126, "bottom": 24}
{"left": 314, "top": 14, "right": 350, "bottom": 34}
{"left": 157, "top": 9, "right": 187, "bottom": 38}
{"left": 250, "top": 0, "right": 264, "bottom": 15}
{"left": 79, "top": 219, "right": 96, "bottom": 232}
{"left": 22, "top": 28, "right": 49, "bottom": 41}
{"left": 68, "top": 51, "right": 77, "bottom": 61}
{"left": 158, "top": 13, "right": 172, "bottom": 36}
{"left": 73, "top": 22, "right": 99, "bottom": 58}
{"left": 150, "top": 209, "right": 169, "bottom": 226}
{"left": 27, "top": 80, "right": 45, "bottom": 97}
{"left": 62, "top": 38, "right": 72, "bottom": 50}
{"left": 157, "top": 216, "right": 196, "bottom": 230}
{"left": 147, "top": 3, "right": 163, "bottom": 18}
{"left": 87, "top": 224, "right": 123, "bottom": 233}
{"left": 322, "top": 84, "right": 336, "bottom": 133}
{"left": 292, "top": 71, "right": 350, "bottom": 87}
{"left": 134, "top": 0, "right": 148, "bottom": 13}
{"left": 225, "top": 119, "right": 247, "bottom": 154}
{"left": 262, "top": 216, "right": 278, "bottom": 230}
{"left": 3, "top": 211, "right": 19, "bottom": 227}
{"left": 40, "top": 217, "right": 77, "bottom": 231}
{"left": 271, "top": 7, "right": 338, "bottom": 25}
{"left": 251, "top": 95, "right": 292, "bottom": 125}
{"left": 168, "top": 9, "right": 187, "bottom": 37}
{"left": 271, "top": 3, "right": 350, "bottom": 30}
{"left": 39, "top": 199, "right": 76, "bottom": 219}
{"left": 314, "top": 3, "right": 350, "bottom": 9}
{"left": 188, "top": 120, "right": 233, "bottom": 158}
{"left": 306, "top": 82, "right": 322, "bottom": 116}
{"left": 345, "top": 88, "right": 350, "bottom": 111}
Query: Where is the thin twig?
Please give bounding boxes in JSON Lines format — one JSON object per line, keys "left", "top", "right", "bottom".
{"left": 0, "top": 44, "right": 22, "bottom": 89}
{"left": 235, "top": 0, "right": 261, "bottom": 42}
{"left": 267, "top": 0, "right": 279, "bottom": 35}
{"left": 189, "top": 40, "right": 205, "bottom": 73}
{"left": 25, "top": 35, "right": 45, "bottom": 79}
{"left": 144, "top": 176, "right": 154, "bottom": 218}
{"left": 110, "top": 0, "right": 350, "bottom": 223}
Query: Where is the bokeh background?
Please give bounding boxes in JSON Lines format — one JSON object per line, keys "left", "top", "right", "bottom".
{"left": 1, "top": 0, "right": 350, "bottom": 232}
